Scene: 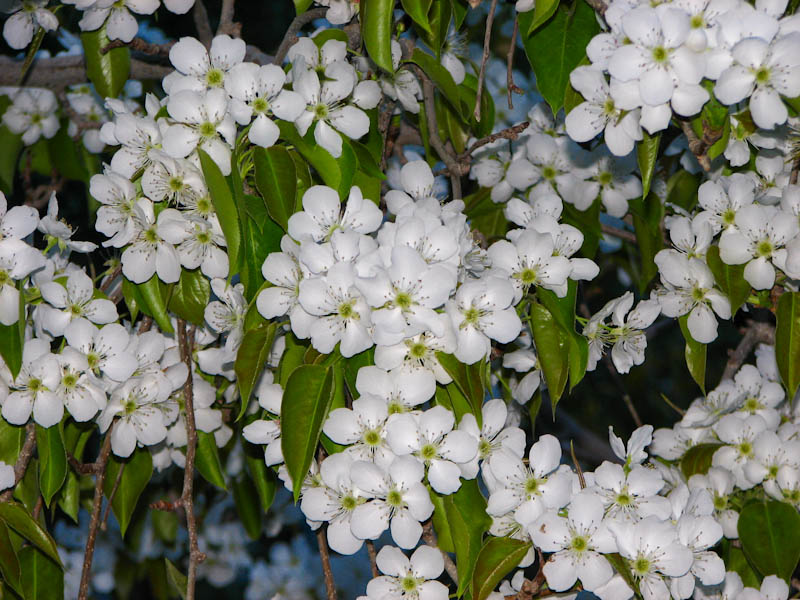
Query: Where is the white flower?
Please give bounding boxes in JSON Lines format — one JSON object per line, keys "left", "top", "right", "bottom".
{"left": 530, "top": 494, "right": 617, "bottom": 592}
{"left": 350, "top": 455, "right": 434, "bottom": 549}
{"left": 380, "top": 41, "right": 421, "bottom": 114}
{"left": 165, "top": 34, "right": 246, "bottom": 94}
{"left": 0, "top": 461, "right": 14, "bottom": 490}
{"left": 91, "top": 169, "right": 140, "bottom": 248}
{"left": 64, "top": 320, "right": 137, "bottom": 383}
{"left": 588, "top": 462, "right": 672, "bottom": 521}
{"left": 609, "top": 424, "right": 654, "bottom": 467}
{"left": 323, "top": 394, "right": 395, "bottom": 467}
{"left": 293, "top": 64, "right": 369, "bottom": 158}
{"left": 695, "top": 174, "right": 756, "bottom": 235}
{"left": 78, "top": 0, "right": 159, "bottom": 44}
{"left": 38, "top": 270, "right": 118, "bottom": 337}
{"left": 54, "top": 348, "right": 107, "bottom": 422}
{"left": 688, "top": 468, "right": 739, "bottom": 538}
{"left": 711, "top": 414, "right": 769, "bottom": 488}
{"left": 204, "top": 279, "right": 247, "bottom": 355}
{"left": 373, "top": 321, "right": 457, "bottom": 385}
{"left": 106, "top": 108, "right": 166, "bottom": 178}
{"left": 2, "top": 88, "right": 59, "bottom": 145}
{"left": 365, "top": 545, "right": 448, "bottom": 600}
{"left": 288, "top": 185, "right": 382, "bottom": 243}
{"left": 315, "top": 0, "right": 359, "bottom": 25}
{"left": 355, "top": 365, "right": 435, "bottom": 413}
{"left": 445, "top": 276, "right": 522, "bottom": 365}
{"left": 1, "top": 340, "right": 62, "bottom": 428}
{"left": 141, "top": 151, "right": 207, "bottom": 206}
{"left": 120, "top": 200, "right": 182, "bottom": 284}
{"left": 157, "top": 209, "right": 229, "bottom": 279}
{"left": 714, "top": 33, "right": 800, "bottom": 129}
{"left": 163, "top": 88, "right": 236, "bottom": 175}
{"left": 385, "top": 405, "right": 478, "bottom": 494}
{"left": 2, "top": 0, "right": 59, "bottom": 50}
{"left": 0, "top": 192, "right": 37, "bottom": 241}
{"left": 38, "top": 194, "right": 98, "bottom": 253}
{"left": 0, "top": 238, "right": 46, "bottom": 326}
{"left": 458, "top": 398, "right": 526, "bottom": 468}
{"left": 224, "top": 62, "right": 305, "bottom": 148}
{"left": 732, "top": 364, "right": 784, "bottom": 428}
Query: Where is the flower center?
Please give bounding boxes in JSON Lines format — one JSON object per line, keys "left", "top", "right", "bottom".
{"left": 722, "top": 208, "right": 736, "bottom": 226}
{"left": 518, "top": 267, "right": 538, "bottom": 286}
{"left": 524, "top": 476, "right": 542, "bottom": 495}
{"left": 387, "top": 489, "right": 404, "bottom": 507}
{"left": 462, "top": 306, "right": 482, "bottom": 327}
{"left": 542, "top": 165, "right": 557, "bottom": 180}
{"left": 196, "top": 230, "right": 211, "bottom": 244}
{"left": 199, "top": 121, "right": 217, "bottom": 138}
{"left": 252, "top": 97, "right": 269, "bottom": 113}
{"left": 87, "top": 352, "right": 100, "bottom": 369}
{"left": 478, "top": 439, "right": 492, "bottom": 459}
{"left": 168, "top": 176, "right": 184, "bottom": 192}
{"left": 570, "top": 535, "right": 588, "bottom": 553}
{"left": 0, "top": 271, "right": 8, "bottom": 286}
{"left": 314, "top": 103, "right": 329, "bottom": 120}
{"left": 144, "top": 226, "right": 159, "bottom": 244}
{"left": 713, "top": 494, "right": 728, "bottom": 511}
{"left": 690, "top": 14, "right": 704, "bottom": 28}
{"left": 603, "top": 98, "right": 615, "bottom": 115}
{"left": 616, "top": 492, "right": 632, "bottom": 506}
{"left": 754, "top": 67, "right": 770, "bottom": 84}
{"left": 633, "top": 556, "right": 651, "bottom": 576}
{"left": 62, "top": 373, "right": 78, "bottom": 389}
{"left": 395, "top": 291, "right": 413, "bottom": 309}
{"left": 738, "top": 441, "right": 753, "bottom": 457}
{"left": 756, "top": 239, "right": 773, "bottom": 258}
{"left": 206, "top": 68, "right": 224, "bottom": 87}
{"left": 743, "top": 396, "right": 761, "bottom": 412}
{"left": 651, "top": 46, "right": 668, "bottom": 63}
{"left": 69, "top": 303, "right": 83, "bottom": 316}
{"left": 341, "top": 495, "right": 357, "bottom": 511}
{"left": 363, "top": 429, "right": 381, "bottom": 446}
{"left": 338, "top": 300, "right": 357, "bottom": 319}
{"left": 598, "top": 171, "right": 613, "bottom": 186}
{"left": 124, "top": 399, "right": 137, "bottom": 415}
{"left": 409, "top": 342, "right": 427, "bottom": 359}
{"left": 27, "top": 378, "right": 43, "bottom": 393}
{"left": 691, "top": 286, "right": 706, "bottom": 302}
{"left": 420, "top": 443, "right": 438, "bottom": 461}
{"left": 401, "top": 575, "right": 418, "bottom": 592}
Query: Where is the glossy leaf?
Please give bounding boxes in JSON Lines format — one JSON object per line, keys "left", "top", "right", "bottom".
{"left": 281, "top": 364, "right": 335, "bottom": 500}
{"left": 445, "top": 480, "right": 491, "bottom": 595}
{"left": 520, "top": 0, "right": 599, "bottom": 115}
{"left": 168, "top": 268, "right": 210, "bottom": 326}
{"left": 18, "top": 547, "right": 63, "bottom": 600}
{"left": 234, "top": 322, "right": 278, "bottom": 420}
{"left": 135, "top": 275, "right": 174, "bottom": 334}
{"left": 81, "top": 26, "right": 130, "bottom": 100}
{"left": 738, "top": 500, "right": 800, "bottom": 582}
{"left": 278, "top": 121, "right": 356, "bottom": 196}
{"left": 165, "top": 558, "right": 187, "bottom": 600}
{"left": 537, "top": 282, "right": 588, "bottom": 391}
{"left": 253, "top": 146, "right": 297, "bottom": 232}
{"left": 245, "top": 447, "right": 277, "bottom": 513}
{"left": 529, "top": 302, "right": 569, "bottom": 407}
{"left": 35, "top": 425, "right": 66, "bottom": 508}
{"left": 775, "top": 292, "right": 800, "bottom": 402}
{"left": 630, "top": 192, "right": 664, "bottom": 292}
{"left": 401, "top": 0, "right": 433, "bottom": 33}
{"left": 472, "top": 537, "right": 532, "bottom": 600}
{"left": 0, "top": 419, "right": 25, "bottom": 466}
{"left": 103, "top": 449, "right": 153, "bottom": 538}
{"left": 0, "top": 522, "right": 21, "bottom": 596}
{"left": 0, "top": 503, "right": 61, "bottom": 566}
{"left": 233, "top": 476, "right": 263, "bottom": 539}
{"left": 361, "top": 0, "right": 395, "bottom": 73}
{"left": 435, "top": 353, "right": 486, "bottom": 427}
{"left": 680, "top": 443, "right": 723, "bottom": 479}
{"left": 406, "top": 49, "right": 462, "bottom": 112}
{"left": 679, "top": 315, "right": 706, "bottom": 394}
{"left": 637, "top": 132, "right": 660, "bottom": 199}
{"left": 195, "top": 430, "right": 227, "bottom": 490}
{"left": 521, "top": 0, "right": 560, "bottom": 34}
{"left": 0, "top": 280, "right": 25, "bottom": 378}
{"left": 198, "top": 148, "right": 241, "bottom": 276}
{"left": 665, "top": 170, "right": 701, "bottom": 212}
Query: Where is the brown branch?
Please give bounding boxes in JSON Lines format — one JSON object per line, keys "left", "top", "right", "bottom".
{"left": 678, "top": 119, "right": 724, "bottom": 173}
{"left": 101, "top": 37, "right": 174, "bottom": 56}
{"left": 474, "top": 0, "right": 499, "bottom": 122}
{"left": 365, "top": 540, "right": 379, "bottom": 578}
{"left": 601, "top": 223, "right": 637, "bottom": 244}
{"left": 422, "top": 520, "right": 459, "bottom": 585}
{"left": 273, "top": 8, "right": 329, "bottom": 65}
{"left": 506, "top": 18, "right": 523, "bottom": 110}
{"left": 67, "top": 452, "right": 101, "bottom": 476}
{"left": 414, "top": 65, "right": 464, "bottom": 199}
{"left": 99, "top": 265, "right": 122, "bottom": 293}
{"left": 379, "top": 99, "right": 398, "bottom": 171}
{"left": 78, "top": 430, "right": 113, "bottom": 600}
{"left": 316, "top": 528, "right": 337, "bottom": 600}
{"left": 460, "top": 121, "right": 530, "bottom": 158}
{"left": 217, "top": 0, "right": 239, "bottom": 36}
{"left": 790, "top": 156, "right": 799, "bottom": 185}
{"left": 0, "top": 424, "right": 36, "bottom": 503}
{"left": 193, "top": 0, "right": 214, "bottom": 48}
{"left": 137, "top": 316, "right": 153, "bottom": 334}
{"left": 0, "top": 55, "right": 173, "bottom": 90}
{"left": 583, "top": 0, "right": 608, "bottom": 18}
{"left": 178, "top": 320, "right": 205, "bottom": 600}
{"left": 721, "top": 321, "right": 775, "bottom": 380}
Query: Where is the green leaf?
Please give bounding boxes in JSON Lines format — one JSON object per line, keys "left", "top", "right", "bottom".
{"left": 519, "top": 0, "right": 599, "bottom": 115}
{"left": 680, "top": 443, "right": 723, "bottom": 479}
{"left": 234, "top": 322, "right": 278, "bottom": 420}
{"left": 529, "top": 302, "right": 569, "bottom": 407}
{"left": 198, "top": 149, "right": 241, "bottom": 277}
{"left": 49, "top": 123, "right": 90, "bottom": 183}
{"left": 665, "top": 170, "right": 701, "bottom": 212}
{"left": 0, "top": 280, "right": 25, "bottom": 379}
{"left": 425, "top": 0, "right": 452, "bottom": 56}
{"left": 0, "top": 419, "right": 25, "bottom": 466}
{"left": 195, "top": 430, "right": 227, "bottom": 490}
{"left": 630, "top": 192, "right": 664, "bottom": 292}
{"left": 738, "top": 500, "right": 800, "bottom": 582}
{"left": 775, "top": 292, "right": 800, "bottom": 402}
{"left": 0, "top": 522, "right": 21, "bottom": 596}
{"left": 471, "top": 537, "right": 532, "bottom": 600}
{"left": 281, "top": 364, "right": 336, "bottom": 501}
{"left": 278, "top": 121, "right": 356, "bottom": 196}
{"left": 245, "top": 447, "right": 277, "bottom": 513}
{"left": 0, "top": 125, "right": 22, "bottom": 194}
{"left": 430, "top": 490, "right": 455, "bottom": 552}
{"left": 537, "top": 282, "right": 589, "bottom": 390}
{"left": 605, "top": 553, "right": 638, "bottom": 595}
{"left": 705, "top": 245, "right": 750, "bottom": 316}
{"left": 103, "top": 449, "right": 153, "bottom": 538}
{"left": 406, "top": 49, "right": 462, "bottom": 112}
{"left": 164, "top": 558, "right": 187, "bottom": 600}
{"left": 446, "top": 480, "right": 491, "bottom": 595}
{"left": 18, "top": 547, "right": 63, "bottom": 600}
{"left": 168, "top": 269, "right": 210, "bottom": 326}
{"left": 723, "top": 540, "right": 761, "bottom": 589}
{"left": 637, "top": 132, "right": 660, "bottom": 199}
{"left": 678, "top": 315, "right": 706, "bottom": 394}
{"left": 81, "top": 26, "right": 131, "bottom": 99}
{"left": 136, "top": 274, "right": 174, "bottom": 334}
{"left": 35, "top": 425, "right": 67, "bottom": 508}
{"left": 435, "top": 353, "right": 486, "bottom": 426}
{"left": 361, "top": 0, "right": 395, "bottom": 73}
{"left": 152, "top": 508, "right": 178, "bottom": 545}
{"left": 0, "top": 503, "right": 61, "bottom": 566}
{"left": 253, "top": 146, "right": 297, "bottom": 232}
{"left": 522, "top": 0, "right": 560, "bottom": 34}
{"left": 401, "top": 0, "right": 433, "bottom": 33}
{"left": 233, "top": 476, "right": 263, "bottom": 539}
{"left": 350, "top": 139, "right": 386, "bottom": 181}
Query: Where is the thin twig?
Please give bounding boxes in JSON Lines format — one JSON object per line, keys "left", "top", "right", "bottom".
{"left": 601, "top": 222, "right": 637, "bottom": 244}
{"left": 192, "top": 0, "right": 214, "bottom": 48}
{"left": 421, "top": 520, "right": 459, "bottom": 585}
{"left": 460, "top": 121, "right": 530, "bottom": 158}
{"left": 273, "top": 8, "right": 329, "bottom": 65}
{"left": 583, "top": 0, "right": 608, "bottom": 17}
{"left": 101, "top": 37, "right": 174, "bottom": 56}
{"left": 506, "top": 18, "right": 523, "bottom": 110}
{"left": 99, "top": 265, "right": 122, "bottom": 293}
{"left": 101, "top": 462, "right": 125, "bottom": 531}
{"left": 0, "top": 423, "right": 36, "bottom": 503}
{"left": 316, "top": 528, "right": 337, "bottom": 600}
{"left": 78, "top": 430, "right": 113, "bottom": 600}
{"left": 178, "top": 320, "right": 205, "bottom": 600}
{"left": 790, "top": 156, "right": 799, "bottom": 185}
{"left": 678, "top": 119, "right": 722, "bottom": 173}
{"left": 721, "top": 321, "right": 775, "bottom": 380}
{"left": 660, "top": 393, "right": 686, "bottom": 417}
{"left": 474, "top": 0, "right": 499, "bottom": 122}
{"left": 569, "top": 441, "right": 586, "bottom": 489}
{"left": 217, "top": 0, "right": 239, "bottom": 36}
{"left": 366, "top": 540, "right": 379, "bottom": 578}
{"left": 137, "top": 316, "right": 154, "bottom": 334}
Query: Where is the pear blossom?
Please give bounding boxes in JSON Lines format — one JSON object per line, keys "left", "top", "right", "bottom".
{"left": 610, "top": 424, "right": 654, "bottom": 468}
{"left": 354, "top": 365, "right": 436, "bottom": 414}
{"left": 0, "top": 192, "right": 37, "bottom": 241}
{"left": 373, "top": 321, "right": 457, "bottom": 385}
{"left": 379, "top": 41, "right": 422, "bottom": 113}
{"left": 54, "top": 348, "right": 107, "bottom": 422}
{"left": 2, "top": 0, "right": 59, "bottom": 50}
{"left": 141, "top": 151, "right": 207, "bottom": 206}
{"left": 0, "top": 461, "right": 14, "bottom": 490}
{"left": 688, "top": 468, "right": 740, "bottom": 538}
{"left": 0, "top": 238, "right": 47, "bottom": 326}
{"left": 732, "top": 364, "right": 784, "bottom": 428}
{"left": 712, "top": 414, "right": 769, "bottom": 488}
{"left": 588, "top": 462, "right": 672, "bottom": 521}
{"left": 323, "top": 395, "right": 395, "bottom": 467}
{"left": 64, "top": 320, "right": 138, "bottom": 383}
{"left": 157, "top": 209, "right": 229, "bottom": 279}
{"left": 694, "top": 174, "right": 757, "bottom": 235}
{"left": 38, "top": 194, "right": 98, "bottom": 253}
{"left": 38, "top": 270, "right": 118, "bottom": 337}
{"left": 165, "top": 35, "right": 247, "bottom": 94}
{"left": 78, "top": 0, "right": 160, "bottom": 43}
{"left": 288, "top": 185, "right": 382, "bottom": 243}
{"left": 204, "top": 279, "right": 247, "bottom": 355}
{"left": 1, "top": 340, "right": 62, "bottom": 428}
{"left": 120, "top": 200, "right": 182, "bottom": 284}
{"left": 365, "top": 545, "right": 447, "bottom": 600}
{"left": 91, "top": 170, "right": 140, "bottom": 248}
{"left": 458, "top": 399, "right": 526, "bottom": 471}
{"left": 2, "top": 87, "right": 59, "bottom": 145}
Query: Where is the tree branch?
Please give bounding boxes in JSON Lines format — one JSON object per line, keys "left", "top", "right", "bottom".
{"left": 601, "top": 222, "right": 637, "bottom": 244}
{"left": 721, "top": 321, "right": 775, "bottom": 380}
{"left": 193, "top": 0, "right": 214, "bottom": 48}
{"left": 474, "top": 0, "right": 499, "bottom": 122}
{"left": 178, "top": 320, "right": 205, "bottom": 600}
{"left": 678, "top": 119, "right": 721, "bottom": 172}
{"left": 273, "top": 8, "right": 328, "bottom": 65}
{"left": 101, "top": 37, "right": 174, "bottom": 56}
{"left": 583, "top": 0, "right": 608, "bottom": 18}
{"left": 217, "top": 0, "right": 239, "bottom": 36}
{"left": 459, "top": 121, "right": 530, "bottom": 159}
{"left": 316, "top": 528, "right": 337, "bottom": 600}
{"left": 78, "top": 430, "right": 113, "bottom": 600}
{"left": 0, "top": 423, "right": 36, "bottom": 503}
{"left": 366, "top": 540, "right": 379, "bottom": 578}
{"left": 422, "top": 520, "right": 459, "bottom": 585}
{"left": 506, "top": 18, "right": 523, "bottom": 110}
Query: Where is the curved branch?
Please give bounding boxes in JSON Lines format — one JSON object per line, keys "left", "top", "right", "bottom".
{"left": 0, "top": 423, "right": 36, "bottom": 503}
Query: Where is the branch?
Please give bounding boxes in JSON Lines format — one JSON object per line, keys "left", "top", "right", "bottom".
{"left": 193, "top": 0, "right": 214, "bottom": 48}
{"left": 506, "top": 18, "right": 524, "bottom": 110}
{"left": 78, "top": 430, "right": 113, "bottom": 600}
{"left": 177, "top": 320, "right": 205, "bottom": 600}
{"left": 474, "top": 0, "right": 499, "bottom": 121}
{"left": 601, "top": 222, "right": 637, "bottom": 244}
{"left": 721, "top": 321, "right": 775, "bottom": 380}
{"left": 365, "top": 540, "right": 379, "bottom": 578}
{"left": 0, "top": 55, "right": 173, "bottom": 90}
{"left": 583, "top": 0, "right": 608, "bottom": 18}
{"left": 101, "top": 37, "right": 174, "bottom": 56}
{"left": 460, "top": 121, "right": 530, "bottom": 158}
{"left": 316, "top": 528, "right": 337, "bottom": 600}
{"left": 273, "top": 8, "right": 329, "bottom": 65}
{"left": 0, "top": 423, "right": 36, "bottom": 503}
{"left": 422, "top": 520, "right": 459, "bottom": 585}
{"left": 678, "top": 119, "right": 721, "bottom": 172}
{"left": 217, "top": 0, "right": 239, "bottom": 36}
